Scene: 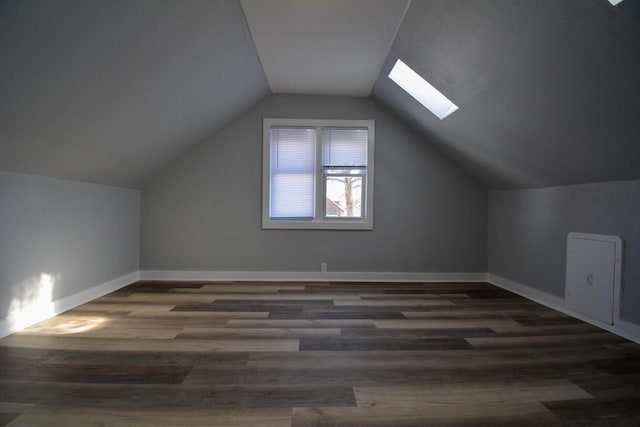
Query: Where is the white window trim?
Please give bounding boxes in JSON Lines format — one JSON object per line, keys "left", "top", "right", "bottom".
{"left": 262, "top": 118, "right": 374, "bottom": 230}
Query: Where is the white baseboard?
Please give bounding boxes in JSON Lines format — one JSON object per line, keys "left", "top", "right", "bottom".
{"left": 486, "top": 273, "right": 565, "bottom": 309}
{"left": 0, "top": 271, "right": 139, "bottom": 338}
{"left": 139, "top": 270, "right": 487, "bottom": 283}
{"left": 487, "top": 273, "right": 640, "bottom": 344}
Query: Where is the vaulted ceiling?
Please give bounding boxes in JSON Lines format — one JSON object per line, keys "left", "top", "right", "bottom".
{"left": 373, "top": 0, "right": 640, "bottom": 188}
{"left": 1, "top": 0, "right": 638, "bottom": 189}
{"left": 0, "top": 0, "right": 269, "bottom": 187}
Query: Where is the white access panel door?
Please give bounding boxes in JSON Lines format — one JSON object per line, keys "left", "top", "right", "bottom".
{"left": 565, "top": 233, "right": 622, "bottom": 325}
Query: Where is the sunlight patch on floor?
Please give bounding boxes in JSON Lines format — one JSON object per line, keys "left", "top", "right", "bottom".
{"left": 19, "top": 314, "right": 109, "bottom": 335}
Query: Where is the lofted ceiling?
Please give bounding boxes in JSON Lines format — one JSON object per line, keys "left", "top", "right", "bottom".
{"left": 240, "top": 0, "right": 409, "bottom": 96}
{"left": 0, "top": 0, "right": 639, "bottom": 189}
{"left": 372, "top": 0, "right": 640, "bottom": 188}
{"left": 0, "top": 0, "right": 269, "bottom": 188}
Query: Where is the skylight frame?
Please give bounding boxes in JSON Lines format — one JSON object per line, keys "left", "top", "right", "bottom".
{"left": 388, "top": 59, "right": 458, "bottom": 120}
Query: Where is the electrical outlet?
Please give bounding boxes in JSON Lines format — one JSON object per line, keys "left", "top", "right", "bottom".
{"left": 320, "top": 262, "right": 327, "bottom": 273}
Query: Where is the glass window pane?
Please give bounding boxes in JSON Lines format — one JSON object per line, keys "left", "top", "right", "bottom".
{"left": 325, "top": 175, "right": 363, "bottom": 218}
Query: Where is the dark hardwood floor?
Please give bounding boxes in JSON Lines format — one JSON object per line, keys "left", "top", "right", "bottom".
{"left": 1, "top": 281, "right": 639, "bottom": 426}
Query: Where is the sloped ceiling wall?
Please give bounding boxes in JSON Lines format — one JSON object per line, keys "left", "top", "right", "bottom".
{"left": 240, "top": 0, "right": 410, "bottom": 96}
{"left": 1, "top": 0, "right": 639, "bottom": 190}
{"left": 373, "top": 0, "right": 640, "bottom": 189}
{"left": 0, "top": 0, "right": 269, "bottom": 188}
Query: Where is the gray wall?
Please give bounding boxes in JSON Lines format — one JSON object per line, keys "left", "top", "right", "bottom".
{"left": 141, "top": 94, "right": 487, "bottom": 273}
{"left": 0, "top": 171, "right": 140, "bottom": 323}
{"left": 488, "top": 180, "right": 640, "bottom": 324}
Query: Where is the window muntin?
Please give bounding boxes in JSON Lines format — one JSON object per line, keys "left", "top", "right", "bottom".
{"left": 262, "top": 119, "right": 374, "bottom": 230}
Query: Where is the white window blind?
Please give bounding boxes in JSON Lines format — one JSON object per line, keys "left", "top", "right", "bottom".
{"left": 269, "top": 127, "right": 316, "bottom": 218}
{"left": 322, "top": 128, "right": 368, "bottom": 167}
{"left": 263, "top": 118, "right": 374, "bottom": 230}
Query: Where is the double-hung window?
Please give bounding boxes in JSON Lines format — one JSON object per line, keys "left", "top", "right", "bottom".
{"left": 262, "top": 118, "right": 374, "bottom": 230}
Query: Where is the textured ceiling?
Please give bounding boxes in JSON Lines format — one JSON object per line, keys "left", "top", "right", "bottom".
{"left": 1, "top": 0, "right": 639, "bottom": 190}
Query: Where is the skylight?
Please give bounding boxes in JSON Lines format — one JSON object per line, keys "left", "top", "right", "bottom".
{"left": 608, "top": 0, "right": 624, "bottom": 5}
{"left": 388, "top": 59, "right": 458, "bottom": 120}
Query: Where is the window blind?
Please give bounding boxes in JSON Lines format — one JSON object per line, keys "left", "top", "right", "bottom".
{"left": 269, "top": 127, "right": 316, "bottom": 218}
{"left": 322, "top": 128, "right": 368, "bottom": 167}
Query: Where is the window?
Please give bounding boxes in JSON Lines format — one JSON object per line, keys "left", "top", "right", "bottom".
{"left": 388, "top": 59, "right": 458, "bottom": 120}
{"left": 262, "top": 118, "right": 374, "bottom": 230}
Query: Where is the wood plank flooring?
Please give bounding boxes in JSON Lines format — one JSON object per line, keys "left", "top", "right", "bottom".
{"left": 1, "top": 281, "right": 639, "bottom": 426}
